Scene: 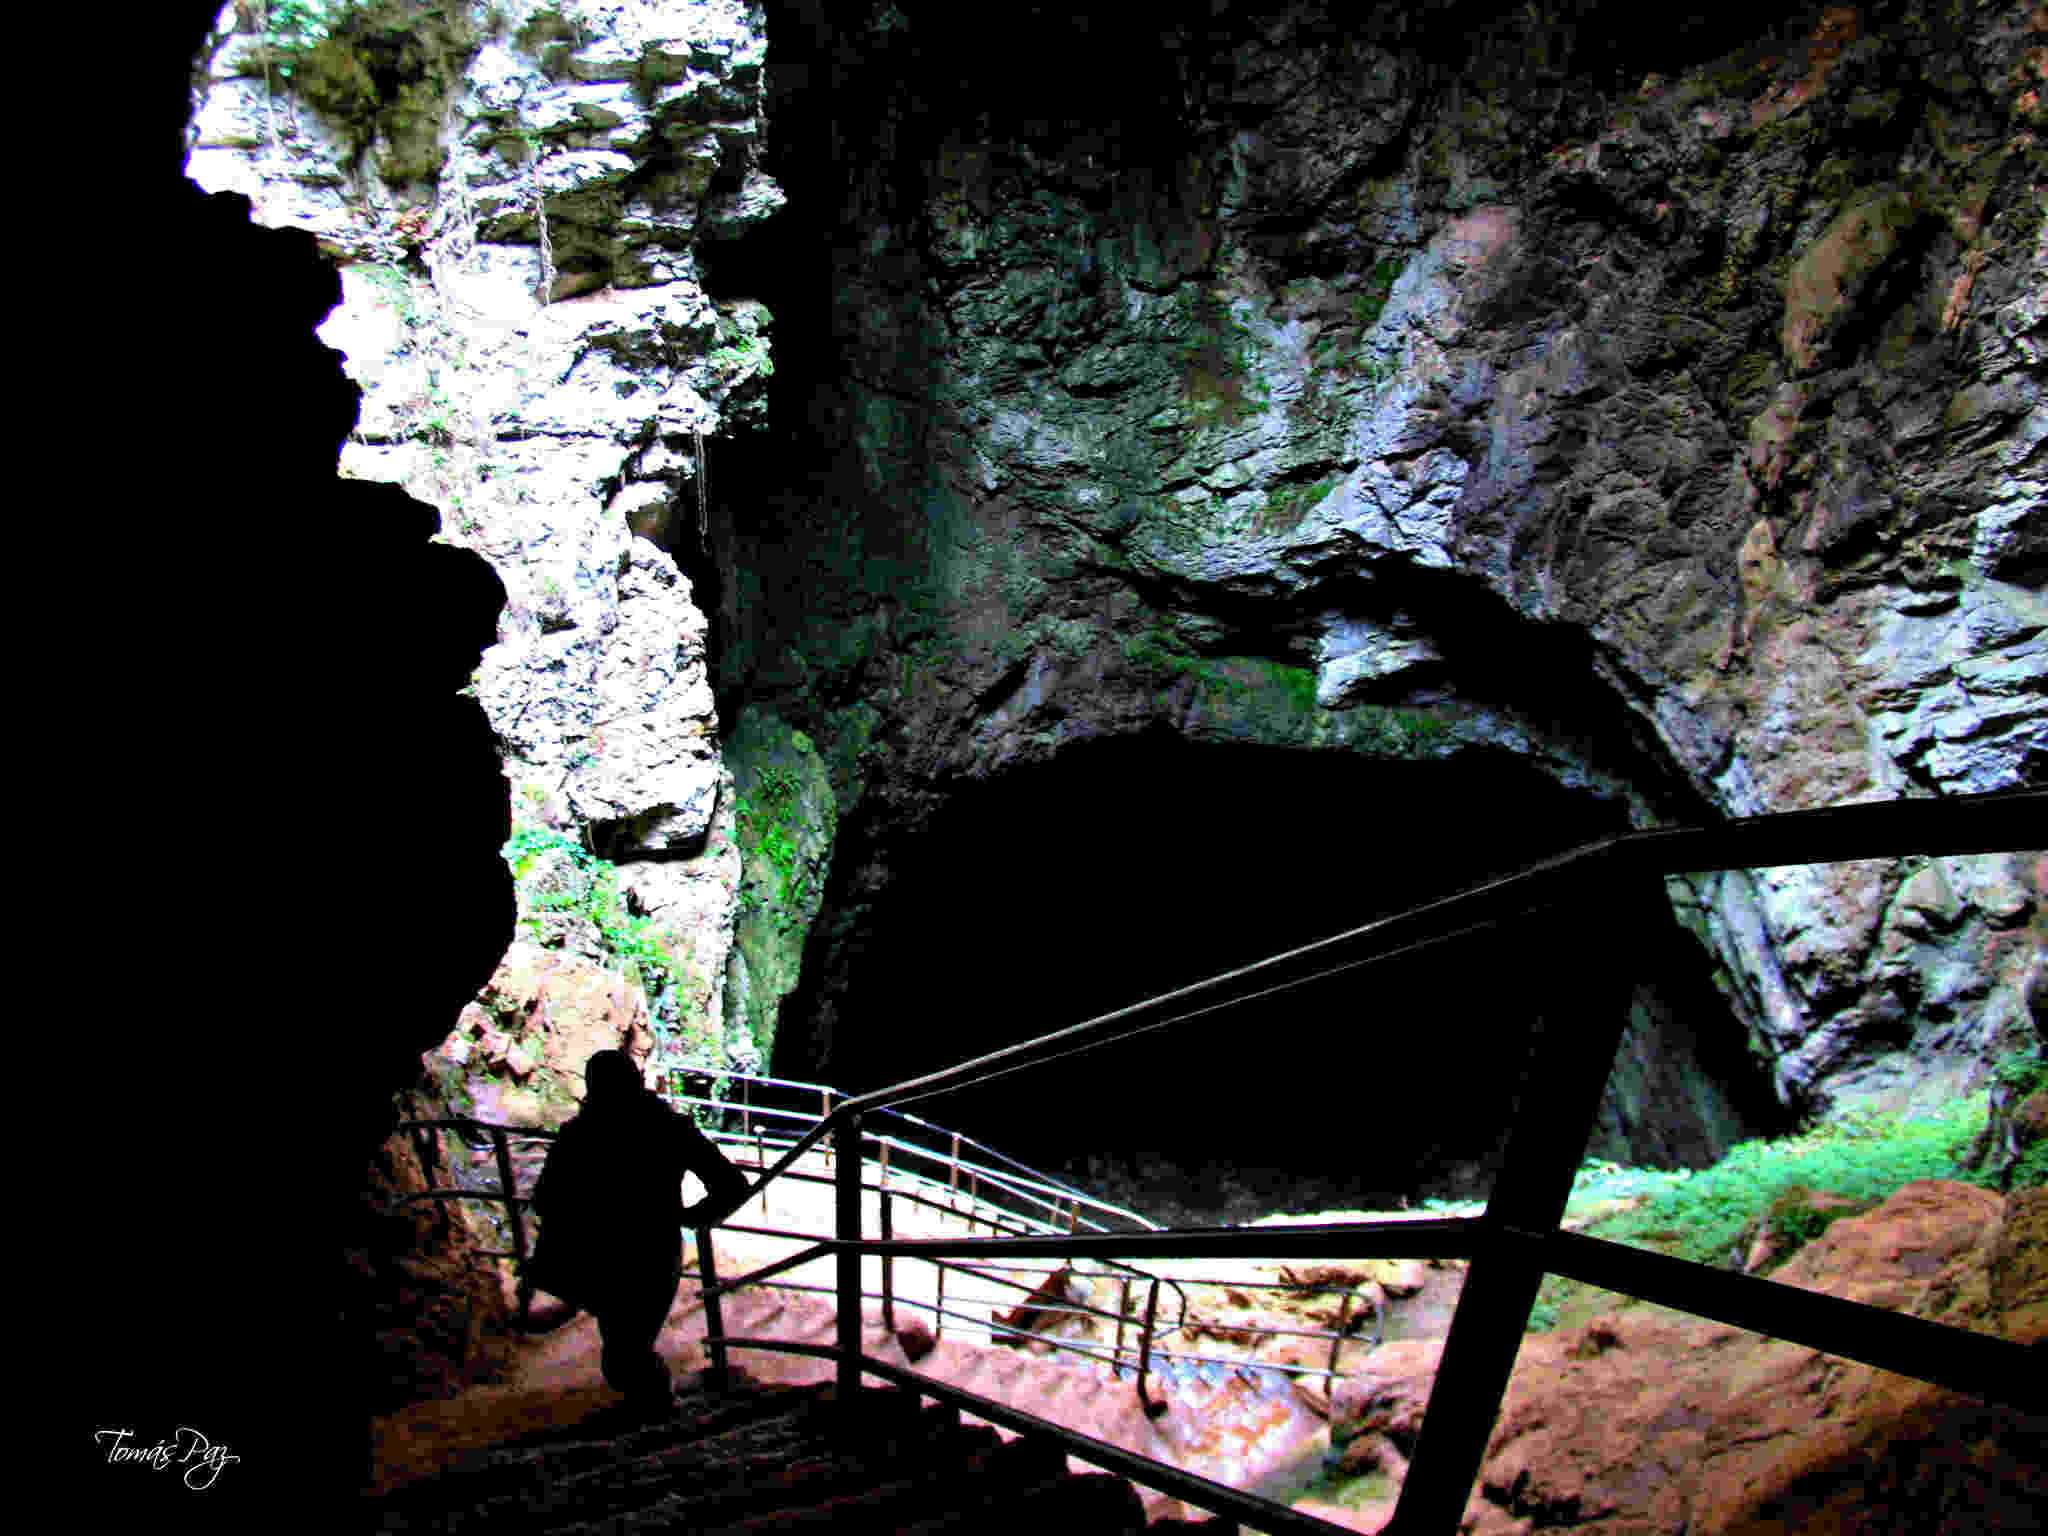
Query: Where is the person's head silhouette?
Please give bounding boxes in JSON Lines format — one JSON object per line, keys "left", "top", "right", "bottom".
{"left": 584, "top": 1049, "right": 643, "bottom": 1105}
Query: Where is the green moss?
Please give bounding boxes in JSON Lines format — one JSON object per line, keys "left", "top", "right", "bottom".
{"left": 259, "top": 0, "right": 484, "bottom": 186}
{"left": 1253, "top": 660, "right": 1319, "bottom": 715}
{"left": 1174, "top": 287, "right": 1266, "bottom": 427}
{"left": 1121, "top": 626, "right": 1204, "bottom": 680}
{"left": 1991, "top": 1045, "right": 2047, "bottom": 1101}
{"left": 1524, "top": 1093, "right": 2012, "bottom": 1334}
{"left": 501, "top": 820, "right": 696, "bottom": 1025}
{"left": 1257, "top": 477, "right": 1339, "bottom": 534}
{"left": 1351, "top": 256, "right": 1405, "bottom": 333}
{"left": 708, "top": 333, "right": 774, "bottom": 381}
{"left": 1122, "top": 639, "right": 1321, "bottom": 734}
{"left": 722, "top": 711, "right": 836, "bottom": 1069}
{"left": 1350, "top": 706, "right": 1453, "bottom": 758}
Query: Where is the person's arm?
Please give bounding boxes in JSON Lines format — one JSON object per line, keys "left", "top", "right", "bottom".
{"left": 531, "top": 1145, "right": 554, "bottom": 1220}
{"left": 675, "top": 1115, "right": 751, "bottom": 1225}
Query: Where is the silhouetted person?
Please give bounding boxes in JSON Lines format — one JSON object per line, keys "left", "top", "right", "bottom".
{"left": 527, "top": 1050, "right": 750, "bottom": 1412}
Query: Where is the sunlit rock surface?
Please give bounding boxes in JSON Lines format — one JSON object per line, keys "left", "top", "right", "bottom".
{"left": 186, "top": 0, "right": 781, "bottom": 1096}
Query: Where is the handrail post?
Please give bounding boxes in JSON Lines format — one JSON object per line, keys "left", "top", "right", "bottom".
{"left": 1135, "top": 1277, "right": 1166, "bottom": 1418}
{"left": 1390, "top": 892, "right": 1644, "bottom": 1534}
{"left": 753, "top": 1113, "right": 767, "bottom": 1217}
{"left": 1325, "top": 1288, "right": 1351, "bottom": 1403}
{"left": 835, "top": 1110, "right": 862, "bottom": 1417}
{"left": 489, "top": 1125, "right": 529, "bottom": 1274}
{"left": 880, "top": 1185, "right": 896, "bottom": 1335}
{"left": 934, "top": 1259, "right": 946, "bottom": 1342}
{"left": 697, "top": 1227, "right": 729, "bottom": 1391}
{"left": 491, "top": 1124, "right": 535, "bottom": 1336}
{"left": 1113, "top": 1275, "right": 1130, "bottom": 1380}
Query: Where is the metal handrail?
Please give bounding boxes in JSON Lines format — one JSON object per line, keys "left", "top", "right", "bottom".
{"left": 663, "top": 1067, "right": 1163, "bottom": 1233}
{"left": 680, "top": 1107, "right": 1158, "bottom": 1234}
{"left": 392, "top": 1096, "right": 1140, "bottom": 1245}
{"left": 706, "top": 786, "right": 2042, "bottom": 1536}
{"left": 393, "top": 1102, "right": 1402, "bottom": 1443}
{"left": 399, "top": 788, "right": 2041, "bottom": 1535}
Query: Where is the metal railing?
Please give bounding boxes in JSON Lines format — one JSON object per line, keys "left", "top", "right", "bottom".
{"left": 400, "top": 1068, "right": 1385, "bottom": 1411}
{"left": 395, "top": 786, "right": 2042, "bottom": 1534}
{"left": 662, "top": 1065, "right": 1163, "bottom": 1237}
{"left": 697, "top": 785, "right": 2044, "bottom": 1536}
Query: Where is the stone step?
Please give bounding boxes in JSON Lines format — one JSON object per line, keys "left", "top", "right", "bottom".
{"left": 690, "top": 1431, "right": 1062, "bottom": 1534}
{"left": 373, "top": 1383, "right": 827, "bottom": 1523}
{"left": 366, "top": 1380, "right": 1176, "bottom": 1536}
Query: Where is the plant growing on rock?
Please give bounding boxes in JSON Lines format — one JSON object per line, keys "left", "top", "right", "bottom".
{"left": 1350, "top": 705, "right": 1452, "bottom": 758}
{"left": 249, "top": 0, "right": 336, "bottom": 72}
{"left": 1351, "top": 256, "right": 1404, "bottom": 333}
{"left": 708, "top": 334, "right": 774, "bottom": 381}
{"left": 733, "top": 765, "right": 809, "bottom": 928}
{"left": 501, "top": 820, "right": 688, "bottom": 1011}
{"left": 1174, "top": 287, "right": 1267, "bottom": 426}
{"left": 249, "top": 0, "right": 486, "bottom": 186}
{"left": 1525, "top": 1090, "right": 2030, "bottom": 1335}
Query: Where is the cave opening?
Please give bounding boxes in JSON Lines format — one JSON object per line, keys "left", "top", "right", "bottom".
{"left": 781, "top": 733, "right": 1774, "bottom": 1225}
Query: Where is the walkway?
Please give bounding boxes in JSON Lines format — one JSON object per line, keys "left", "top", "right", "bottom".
{"left": 370, "top": 1152, "right": 1345, "bottom": 1521}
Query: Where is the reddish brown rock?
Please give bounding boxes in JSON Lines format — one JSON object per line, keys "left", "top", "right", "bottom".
{"left": 2015, "top": 1089, "right": 2048, "bottom": 1148}
{"left": 1314, "top": 1182, "right": 2045, "bottom": 1533}
{"left": 347, "top": 1098, "right": 520, "bottom": 1417}
{"left": 424, "top": 941, "right": 658, "bottom": 1129}
{"left": 893, "top": 1320, "right": 937, "bottom": 1363}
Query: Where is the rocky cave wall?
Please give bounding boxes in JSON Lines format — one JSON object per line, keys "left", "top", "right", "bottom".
{"left": 133, "top": 1, "right": 2046, "bottom": 1474}
{"left": 177, "top": 0, "right": 2046, "bottom": 1210}
{"left": 185, "top": 0, "right": 803, "bottom": 1145}
{"left": 723, "top": 0, "right": 2045, "bottom": 1145}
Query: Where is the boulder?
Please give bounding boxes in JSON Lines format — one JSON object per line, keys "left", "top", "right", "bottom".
{"left": 424, "top": 941, "right": 656, "bottom": 1131}
{"left": 1306, "top": 1181, "right": 2048, "bottom": 1533}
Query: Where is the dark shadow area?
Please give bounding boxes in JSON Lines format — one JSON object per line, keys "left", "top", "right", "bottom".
{"left": 801, "top": 735, "right": 1772, "bottom": 1220}
{"left": 76, "top": 6, "right": 513, "bottom": 1519}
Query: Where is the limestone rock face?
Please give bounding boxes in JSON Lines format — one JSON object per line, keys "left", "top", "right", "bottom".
{"left": 184, "top": 0, "right": 782, "bottom": 1103}
{"left": 181, "top": 1, "right": 2041, "bottom": 1165}
{"left": 731, "top": 0, "right": 2044, "bottom": 1127}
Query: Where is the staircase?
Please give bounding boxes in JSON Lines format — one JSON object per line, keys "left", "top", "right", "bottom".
{"left": 367, "top": 1374, "right": 1234, "bottom": 1535}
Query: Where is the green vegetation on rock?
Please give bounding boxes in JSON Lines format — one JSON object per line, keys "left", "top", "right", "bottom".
{"left": 722, "top": 712, "right": 836, "bottom": 1071}
{"left": 1523, "top": 1086, "right": 2038, "bottom": 1335}
{"left": 732, "top": 764, "right": 811, "bottom": 926}
{"left": 250, "top": 0, "right": 487, "bottom": 185}
{"left": 1351, "top": 256, "right": 1404, "bottom": 333}
{"left": 1120, "top": 631, "right": 1321, "bottom": 739}
{"left": 1991, "top": 1043, "right": 2047, "bottom": 1100}
{"left": 502, "top": 821, "right": 692, "bottom": 1006}
{"left": 1174, "top": 287, "right": 1267, "bottom": 427}
{"left": 1349, "top": 705, "right": 1453, "bottom": 757}
{"left": 1257, "top": 477, "right": 1339, "bottom": 534}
